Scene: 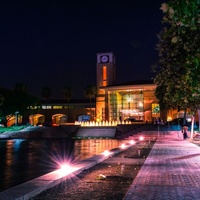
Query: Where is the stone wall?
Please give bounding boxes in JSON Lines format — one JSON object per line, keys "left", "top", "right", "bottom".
{"left": 0, "top": 124, "right": 182, "bottom": 139}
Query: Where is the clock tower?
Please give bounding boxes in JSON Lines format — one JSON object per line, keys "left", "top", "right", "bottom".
{"left": 96, "top": 52, "right": 116, "bottom": 121}
{"left": 96, "top": 52, "right": 116, "bottom": 88}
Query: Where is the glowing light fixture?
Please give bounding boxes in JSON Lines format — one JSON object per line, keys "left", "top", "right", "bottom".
{"left": 60, "top": 164, "right": 70, "bottom": 171}
{"left": 139, "top": 102, "right": 143, "bottom": 107}
{"left": 167, "top": 117, "right": 172, "bottom": 122}
{"left": 129, "top": 140, "right": 135, "bottom": 145}
{"left": 57, "top": 164, "right": 74, "bottom": 176}
{"left": 101, "top": 150, "right": 113, "bottom": 156}
{"left": 139, "top": 136, "right": 144, "bottom": 141}
{"left": 120, "top": 144, "right": 126, "bottom": 149}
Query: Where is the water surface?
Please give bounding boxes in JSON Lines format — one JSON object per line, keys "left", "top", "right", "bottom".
{"left": 0, "top": 138, "right": 124, "bottom": 191}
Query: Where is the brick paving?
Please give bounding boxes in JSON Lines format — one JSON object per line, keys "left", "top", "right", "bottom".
{"left": 124, "top": 132, "right": 200, "bottom": 200}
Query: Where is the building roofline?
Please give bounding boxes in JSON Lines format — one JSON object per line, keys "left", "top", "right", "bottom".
{"left": 99, "top": 80, "right": 156, "bottom": 90}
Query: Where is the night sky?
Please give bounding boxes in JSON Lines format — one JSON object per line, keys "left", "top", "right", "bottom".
{"left": 0, "top": 0, "right": 165, "bottom": 99}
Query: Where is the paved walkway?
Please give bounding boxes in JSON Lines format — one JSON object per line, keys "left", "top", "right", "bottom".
{"left": 124, "top": 131, "right": 200, "bottom": 200}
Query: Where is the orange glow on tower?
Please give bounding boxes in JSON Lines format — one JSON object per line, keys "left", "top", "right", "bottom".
{"left": 103, "top": 66, "right": 107, "bottom": 86}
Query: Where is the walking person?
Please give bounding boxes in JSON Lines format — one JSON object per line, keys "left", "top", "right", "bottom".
{"left": 182, "top": 126, "right": 188, "bottom": 140}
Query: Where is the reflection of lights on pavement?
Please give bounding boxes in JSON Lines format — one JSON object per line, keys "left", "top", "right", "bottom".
{"left": 120, "top": 144, "right": 126, "bottom": 149}
{"left": 101, "top": 150, "right": 113, "bottom": 156}
{"left": 129, "top": 140, "right": 135, "bottom": 145}
{"left": 139, "top": 136, "right": 144, "bottom": 141}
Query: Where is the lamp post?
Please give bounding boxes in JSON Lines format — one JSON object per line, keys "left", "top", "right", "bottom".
{"left": 15, "top": 111, "right": 19, "bottom": 126}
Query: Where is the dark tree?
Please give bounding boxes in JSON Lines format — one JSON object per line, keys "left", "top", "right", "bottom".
{"left": 153, "top": 0, "right": 200, "bottom": 137}
{"left": 84, "top": 85, "right": 97, "bottom": 120}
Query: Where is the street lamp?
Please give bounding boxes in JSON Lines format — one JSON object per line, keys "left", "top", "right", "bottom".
{"left": 15, "top": 111, "right": 19, "bottom": 126}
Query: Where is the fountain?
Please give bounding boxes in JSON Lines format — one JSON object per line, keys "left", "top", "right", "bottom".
{"left": 74, "top": 121, "right": 131, "bottom": 126}
{"left": 74, "top": 120, "right": 131, "bottom": 127}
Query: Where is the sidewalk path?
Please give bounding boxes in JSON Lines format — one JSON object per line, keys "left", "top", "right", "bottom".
{"left": 124, "top": 132, "right": 200, "bottom": 200}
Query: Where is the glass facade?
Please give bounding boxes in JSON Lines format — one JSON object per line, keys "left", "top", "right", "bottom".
{"left": 108, "top": 90, "right": 144, "bottom": 121}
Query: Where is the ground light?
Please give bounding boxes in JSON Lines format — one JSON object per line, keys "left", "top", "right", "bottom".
{"left": 56, "top": 163, "right": 78, "bottom": 177}
{"left": 129, "top": 140, "right": 135, "bottom": 145}
{"left": 120, "top": 143, "right": 126, "bottom": 149}
{"left": 139, "top": 136, "right": 144, "bottom": 141}
{"left": 101, "top": 150, "right": 113, "bottom": 156}
{"left": 58, "top": 164, "right": 73, "bottom": 175}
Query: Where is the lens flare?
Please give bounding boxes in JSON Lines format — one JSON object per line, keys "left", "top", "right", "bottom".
{"left": 56, "top": 163, "right": 79, "bottom": 177}
{"left": 60, "top": 164, "right": 71, "bottom": 171}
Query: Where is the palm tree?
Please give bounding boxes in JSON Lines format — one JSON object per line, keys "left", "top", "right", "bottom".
{"left": 63, "top": 86, "right": 72, "bottom": 121}
{"left": 41, "top": 86, "right": 51, "bottom": 102}
{"left": 13, "top": 83, "right": 28, "bottom": 125}
{"left": 0, "top": 94, "right": 4, "bottom": 107}
{"left": 84, "top": 85, "right": 97, "bottom": 120}
{"left": 41, "top": 86, "right": 51, "bottom": 123}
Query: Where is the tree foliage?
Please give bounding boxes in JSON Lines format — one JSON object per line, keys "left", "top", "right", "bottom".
{"left": 0, "top": 83, "right": 39, "bottom": 118}
{"left": 84, "top": 85, "right": 97, "bottom": 102}
{"left": 63, "top": 86, "right": 72, "bottom": 101}
{"left": 41, "top": 86, "right": 51, "bottom": 102}
{"left": 154, "top": 0, "right": 200, "bottom": 114}
{"left": 63, "top": 85, "right": 72, "bottom": 120}
{"left": 84, "top": 85, "right": 97, "bottom": 120}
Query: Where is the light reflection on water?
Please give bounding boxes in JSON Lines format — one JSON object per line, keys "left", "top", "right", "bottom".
{"left": 74, "top": 139, "right": 124, "bottom": 161}
{"left": 0, "top": 138, "right": 125, "bottom": 192}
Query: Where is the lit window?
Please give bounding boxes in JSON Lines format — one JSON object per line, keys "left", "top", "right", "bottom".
{"left": 53, "top": 106, "right": 63, "bottom": 109}
{"left": 42, "top": 105, "right": 52, "bottom": 109}
{"left": 103, "top": 66, "right": 107, "bottom": 80}
{"left": 29, "top": 106, "right": 39, "bottom": 109}
{"left": 102, "top": 66, "right": 107, "bottom": 86}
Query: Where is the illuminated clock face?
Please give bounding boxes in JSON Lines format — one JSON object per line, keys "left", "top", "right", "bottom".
{"left": 101, "top": 55, "right": 109, "bottom": 63}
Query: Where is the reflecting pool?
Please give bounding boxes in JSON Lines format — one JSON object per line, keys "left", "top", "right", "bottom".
{"left": 0, "top": 138, "right": 125, "bottom": 191}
